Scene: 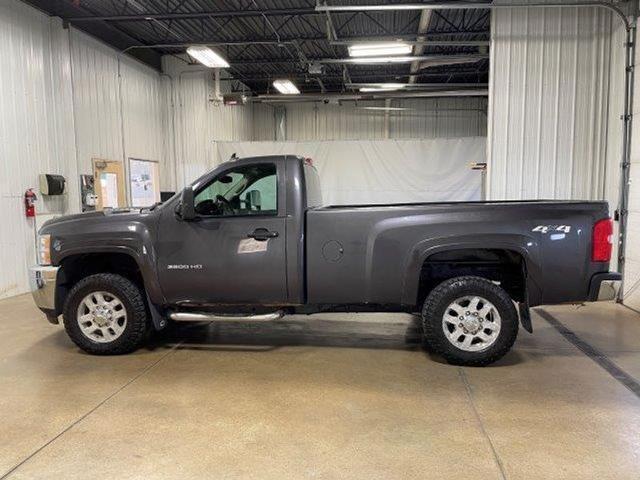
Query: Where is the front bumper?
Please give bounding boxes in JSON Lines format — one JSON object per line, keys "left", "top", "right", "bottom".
{"left": 29, "top": 265, "right": 60, "bottom": 324}
{"left": 588, "top": 272, "right": 622, "bottom": 302}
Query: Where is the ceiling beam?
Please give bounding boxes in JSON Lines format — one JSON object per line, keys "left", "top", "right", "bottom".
{"left": 253, "top": 89, "right": 488, "bottom": 103}
{"left": 227, "top": 70, "right": 488, "bottom": 82}
{"left": 346, "top": 82, "right": 488, "bottom": 88}
{"left": 116, "top": 32, "right": 490, "bottom": 52}
{"left": 64, "top": 8, "right": 318, "bottom": 22}
{"left": 409, "top": 10, "right": 432, "bottom": 84}
{"left": 330, "top": 39, "right": 489, "bottom": 47}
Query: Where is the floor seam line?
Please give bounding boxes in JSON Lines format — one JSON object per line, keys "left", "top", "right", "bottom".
{"left": 0, "top": 342, "right": 183, "bottom": 480}
{"left": 458, "top": 367, "right": 508, "bottom": 480}
{"left": 536, "top": 308, "right": 640, "bottom": 401}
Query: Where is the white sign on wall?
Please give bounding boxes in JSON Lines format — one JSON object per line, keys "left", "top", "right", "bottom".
{"left": 129, "top": 158, "right": 160, "bottom": 207}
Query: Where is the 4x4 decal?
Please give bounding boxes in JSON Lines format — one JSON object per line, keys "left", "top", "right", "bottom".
{"left": 532, "top": 225, "right": 572, "bottom": 234}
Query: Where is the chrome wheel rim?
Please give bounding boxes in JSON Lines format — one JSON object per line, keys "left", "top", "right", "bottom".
{"left": 442, "top": 295, "right": 501, "bottom": 352}
{"left": 76, "top": 291, "right": 127, "bottom": 343}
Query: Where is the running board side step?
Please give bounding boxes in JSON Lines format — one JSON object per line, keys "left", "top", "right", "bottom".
{"left": 169, "top": 311, "right": 284, "bottom": 322}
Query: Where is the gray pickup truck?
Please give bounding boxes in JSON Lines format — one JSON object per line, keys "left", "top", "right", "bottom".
{"left": 30, "top": 155, "right": 620, "bottom": 366}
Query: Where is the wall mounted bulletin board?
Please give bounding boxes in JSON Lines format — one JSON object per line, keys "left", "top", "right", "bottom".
{"left": 128, "top": 158, "right": 160, "bottom": 207}
{"left": 93, "top": 159, "right": 126, "bottom": 210}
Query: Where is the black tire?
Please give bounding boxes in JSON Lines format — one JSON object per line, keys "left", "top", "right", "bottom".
{"left": 422, "top": 276, "right": 518, "bottom": 366}
{"left": 62, "top": 273, "right": 148, "bottom": 355}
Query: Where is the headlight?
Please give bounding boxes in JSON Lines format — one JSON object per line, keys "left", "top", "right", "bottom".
{"left": 38, "top": 234, "right": 51, "bottom": 265}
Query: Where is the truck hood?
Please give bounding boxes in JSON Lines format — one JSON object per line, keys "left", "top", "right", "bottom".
{"left": 39, "top": 207, "right": 161, "bottom": 268}
{"left": 40, "top": 208, "right": 144, "bottom": 232}
{"left": 42, "top": 208, "right": 142, "bottom": 228}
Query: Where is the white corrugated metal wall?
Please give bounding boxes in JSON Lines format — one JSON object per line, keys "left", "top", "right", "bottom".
{"left": 252, "top": 103, "right": 277, "bottom": 141}
{"left": 622, "top": 39, "right": 640, "bottom": 311}
{"left": 70, "top": 29, "right": 168, "bottom": 181}
{"left": 161, "top": 56, "right": 255, "bottom": 187}
{"left": 0, "top": 1, "right": 168, "bottom": 298}
{"left": 282, "top": 97, "right": 487, "bottom": 141}
{"left": 0, "top": 3, "right": 77, "bottom": 299}
{"left": 487, "top": 7, "right": 625, "bottom": 203}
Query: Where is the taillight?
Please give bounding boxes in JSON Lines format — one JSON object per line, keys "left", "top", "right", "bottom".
{"left": 592, "top": 218, "right": 613, "bottom": 262}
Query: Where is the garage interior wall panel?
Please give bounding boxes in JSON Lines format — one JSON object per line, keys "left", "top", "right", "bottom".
{"left": 69, "top": 29, "right": 123, "bottom": 175}
{"left": 251, "top": 103, "right": 276, "bottom": 141}
{"left": 0, "top": 3, "right": 77, "bottom": 299}
{"left": 390, "top": 97, "right": 487, "bottom": 139}
{"left": 0, "top": 1, "right": 170, "bottom": 299}
{"left": 622, "top": 41, "right": 640, "bottom": 311}
{"left": 282, "top": 98, "right": 487, "bottom": 141}
{"left": 487, "top": 7, "right": 624, "bottom": 204}
{"left": 120, "top": 59, "right": 167, "bottom": 175}
{"left": 70, "top": 29, "right": 167, "bottom": 179}
{"left": 161, "top": 57, "right": 255, "bottom": 187}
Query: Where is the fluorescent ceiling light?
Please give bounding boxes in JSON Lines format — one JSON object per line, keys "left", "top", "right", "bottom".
{"left": 186, "top": 46, "right": 229, "bottom": 68}
{"left": 360, "top": 106, "right": 413, "bottom": 111}
{"left": 359, "top": 83, "right": 406, "bottom": 92}
{"left": 273, "top": 79, "right": 300, "bottom": 95}
{"left": 348, "top": 42, "right": 412, "bottom": 58}
{"left": 350, "top": 56, "right": 415, "bottom": 64}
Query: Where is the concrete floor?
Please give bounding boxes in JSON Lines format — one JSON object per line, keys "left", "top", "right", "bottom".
{"left": 1, "top": 295, "right": 640, "bottom": 480}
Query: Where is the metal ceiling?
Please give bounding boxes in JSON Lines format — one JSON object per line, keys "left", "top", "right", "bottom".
{"left": 20, "top": 0, "right": 491, "bottom": 94}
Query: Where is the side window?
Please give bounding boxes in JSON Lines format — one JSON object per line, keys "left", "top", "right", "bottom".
{"left": 194, "top": 163, "right": 277, "bottom": 217}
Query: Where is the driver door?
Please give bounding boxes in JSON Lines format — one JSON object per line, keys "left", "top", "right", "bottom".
{"left": 156, "top": 159, "right": 288, "bottom": 306}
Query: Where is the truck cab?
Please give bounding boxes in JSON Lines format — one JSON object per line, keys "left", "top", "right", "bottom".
{"left": 156, "top": 155, "right": 320, "bottom": 307}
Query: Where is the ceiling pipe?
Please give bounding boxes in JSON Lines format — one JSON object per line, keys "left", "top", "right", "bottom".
{"left": 65, "top": 8, "right": 318, "bottom": 21}
{"left": 346, "top": 83, "right": 488, "bottom": 89}
{"left": 214, "top": 71, "right": 488, "bottom": 83}
{"left": 161, "top": 53, "right": 488, "bottom": 67}
{"left": 122, "top": 41, "right": 292, "bottom": 53}
{"left": 253, "top": 88, "right": 488, "bottom": 103}
{"left": 330, "top": 39, "right": 490, "bottom": 47}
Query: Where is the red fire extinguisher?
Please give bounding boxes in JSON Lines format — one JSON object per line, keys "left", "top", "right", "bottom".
{"left": 25, "top": 188, "right": 37, "bottom": 218}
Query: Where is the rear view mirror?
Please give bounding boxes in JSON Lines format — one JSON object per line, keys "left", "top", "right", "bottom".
{"left": 178, "top": 186, "right": 196, "bottom": 221}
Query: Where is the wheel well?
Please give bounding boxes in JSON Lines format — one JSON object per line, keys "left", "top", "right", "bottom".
{"left": 55, "top": 253, "right": 144, "bottom": 314}
{"left": 416, "top": 249, "right": 526, "bottom": 307}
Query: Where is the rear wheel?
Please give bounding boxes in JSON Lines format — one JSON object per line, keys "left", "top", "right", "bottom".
{"left": 422, "top": 276, "right": 518, "bottom": 366}
{"left": 63, "top": 273, "right": 148, "bottom": 355}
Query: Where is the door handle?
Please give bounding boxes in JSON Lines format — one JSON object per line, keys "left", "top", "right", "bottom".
{"left": 248, "top": 228, "right": 279, "bottom": 241}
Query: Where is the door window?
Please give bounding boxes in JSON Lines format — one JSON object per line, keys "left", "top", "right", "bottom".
{"left": 194, "top": 163, "right": 277, "bottom": 217}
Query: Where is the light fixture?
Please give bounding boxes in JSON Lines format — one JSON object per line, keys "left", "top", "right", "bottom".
{"left": 359, "top": 83, "right": 406, "bottom": 92}
{"left": 348, "top": 42, "right": 412, "bottom": 57}
{"left": 186, "top": 45, "right": 229, "bottom": 68}
{"left": 272, "top": 79, "right": 300, "bottom": 95}
{"left": 360, "top": 106, "right": 413, "bottom": 111}
{"left": 351, "top": 56, "right": 416, "bottom": 64}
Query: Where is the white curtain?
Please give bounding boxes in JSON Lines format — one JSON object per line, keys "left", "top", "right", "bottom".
{"left": 215, "top": 137, "right": 486, "bottom": 205}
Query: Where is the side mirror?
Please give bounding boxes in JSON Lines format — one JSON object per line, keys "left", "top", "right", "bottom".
{"left": 179, "top": 186, "right": 196, "bottom": 221}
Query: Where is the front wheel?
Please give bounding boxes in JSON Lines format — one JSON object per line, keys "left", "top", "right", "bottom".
{"left": 62, "top": 273, "right": 148, "bottom": 355}
{"left": 422, "top": 276, "right": 519, "bottom": 366}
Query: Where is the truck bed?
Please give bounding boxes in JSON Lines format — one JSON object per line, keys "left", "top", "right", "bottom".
{"left": 305, "top": 200, "right": 610, "bottom": 308}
